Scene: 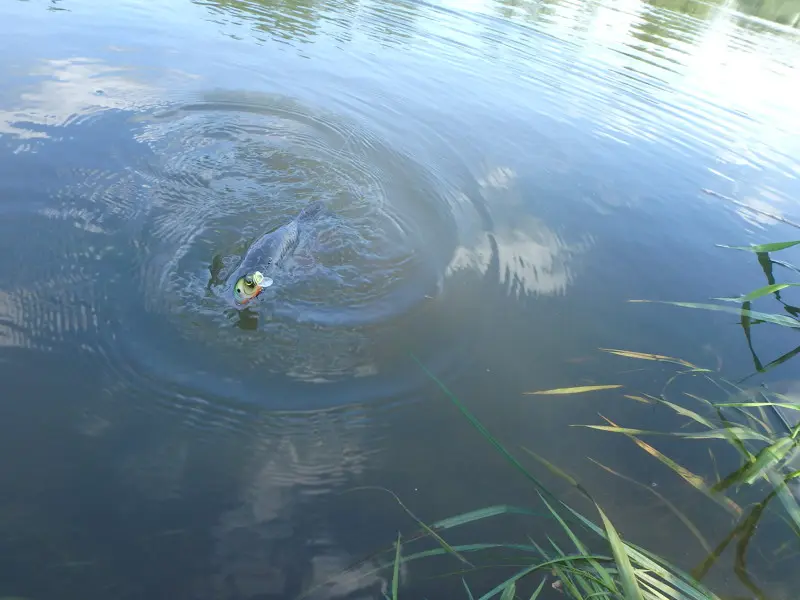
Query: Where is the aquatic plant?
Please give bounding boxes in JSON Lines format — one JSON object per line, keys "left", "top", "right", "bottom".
{"left": 633, "top": 239, "right": 800, "bottom": 379}
{"left": 402, "top": 353, "right": 728, "bottom": 600}
{"left": 305, "top": 240, "right": 800, "bottom": 600}
{"left": 297, "top": 355, "right": 725, "bottom": 600}
{"left": 342, "top": 349, "right": 799, "bottom": 600}
{"left": 571, "top": 348, "right": 800, "bottom": 598}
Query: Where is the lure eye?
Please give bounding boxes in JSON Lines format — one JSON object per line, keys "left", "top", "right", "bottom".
{"left": 244, "top": 275, "right": 254, "bottom": 286}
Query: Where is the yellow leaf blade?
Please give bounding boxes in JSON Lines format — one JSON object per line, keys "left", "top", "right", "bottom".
{"left": 599, "top": 415, "right": 742, "bottom": 517}
{"left": 624, "top": 395, "right": 654, "bottom": 404}
{"left": 525, "top": 385, "right": 623, "bottom": 396}
{"left": 600, "top": 348, "right": 696, "bottom": 369}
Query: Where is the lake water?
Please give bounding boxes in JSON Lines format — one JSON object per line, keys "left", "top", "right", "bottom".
{"left": 1, "top": 0, "right": 799, "bottom": 598}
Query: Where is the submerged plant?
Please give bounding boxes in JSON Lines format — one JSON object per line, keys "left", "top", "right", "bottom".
{"left": 298, "top": 354, "right": 726, "bottom": 600}
{"left": 569, "top": 348, "right": 800, "bottom": 599}
{"left": 632, "top": 239, "right": 800, "bottom": 379}
{"left": 307, "top": 238, "right": 800, "bottom": 600}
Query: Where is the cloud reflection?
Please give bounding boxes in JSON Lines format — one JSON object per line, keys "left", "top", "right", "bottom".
{"left": 447, "top": 166, "right": 588, "bottom": 298}
{"left": 0, "top": 56, "right": 194, "bottom": 141}
{"left": 207, "top": 413, "right": 383, "bottom": 599}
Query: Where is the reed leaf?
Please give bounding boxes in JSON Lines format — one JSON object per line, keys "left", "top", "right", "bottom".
{"left": 716, "top": 402, "right": 800, "bottom": 411}
{"left": 562, "top": 505, "right": 722, "bottom": 600}
{"left": 463, "top": 579, "right": 476, "bottom": 600}
{"left": 521, "top": 447, "right": 592, "bottom": 499}
{"left": 598, "top": 349, "right": 696, "bottom": 369}
{"left": 577, "top": 424, "right": 771, "bottom": 442}
{"left": 717, "top": 241, "right": 800, "bottom": 253}
{"left": 624, "top": 395, "right": 654, "bottom": 404}
{"left": 589, "top": 459, "right": 712, "bottom": 554}
{"left": 432, "top": 505, "right": 553, "bottom": 530}
{"left": 712, "top": 437, "right": 795, "bottom": 491}
{"left": 628, "top": 300, "right": 800, "bottom": 328}
{"left": 346, "top": 486, "right": 472, "bottom": 566}
{"left": 528, "top": 578, "right": 546, "bottom": 599}
{"left": 525, "top": 385, "right": 623, "bottom": 395}
{"left": 595, "top": 504, "right": 644, "bottom": 600}
{"left": 651, "top": 397, "right": 716, "bottom": 429}
{"left": 539, "top": 492, "right": 617, "bottom": 593}
{"left": 714, "top": 283, "right": 800, "bottom": 303}
{"left": 392, "top": 532, "right": 401, "bottom": 600}
{"left": 583, "top": 416, "right": 742, "bottom": 516}
{"left": 499, "top": 581, "right": 516, "bottom": 600}
{"left": 410, "top": 353, "right": 563, "bottom": 506}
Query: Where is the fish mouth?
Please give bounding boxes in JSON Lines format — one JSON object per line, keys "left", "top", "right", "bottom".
{"left": 233, "top": 286, "right": 263, "bottom": 306}
{"left": 231, "top": 273, "right": 273, "bottom": 307}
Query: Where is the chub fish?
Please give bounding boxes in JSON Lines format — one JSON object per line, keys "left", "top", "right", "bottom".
{"left": 229, "top": 201, "right": 324, "bottom": 306}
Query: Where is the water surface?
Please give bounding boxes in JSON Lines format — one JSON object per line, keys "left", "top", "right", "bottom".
{"left": 1, "top": 0, "right": 800, "bottom": 598}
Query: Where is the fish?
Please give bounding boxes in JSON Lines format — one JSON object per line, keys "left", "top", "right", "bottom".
{"left": 227, "top": 201, "right": 324, "bottom": 307}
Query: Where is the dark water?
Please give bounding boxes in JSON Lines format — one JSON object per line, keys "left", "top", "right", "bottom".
{"left": 1, "top": 0, "right": 800, "bottom": 597}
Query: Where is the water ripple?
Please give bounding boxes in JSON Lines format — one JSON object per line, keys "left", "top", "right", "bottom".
{"left": 0, "top": 83, "right": 494, "bottom": 410}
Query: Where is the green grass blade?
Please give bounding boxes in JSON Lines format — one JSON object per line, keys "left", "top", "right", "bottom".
{"left": 297, "top": 542, "right": 602, "bottom": 600}
{"left": 556, "top": 565, "right": 615, "bottom": 592}
{"left": 636, "top": 569, "right": 701, "bottom": 600}
{"left": 712, "top": 436, "right": 794, "bottom": 491}
{"left": 346, "top": 486, "right": 473, "bottom": 566}
{"left": 595, "top": 504, "right": 643, "bottom": 600}
{"left": 708, "top": 448, "right": 721, "bottom": 484}
{"left": 411, "top": 353, "right": 566, "bottom": 508}
{"left": 744, "top": 436, "right": 794, "bottom": 485}
{"left": 599, "top": 348, "right": 697, "bottom": 368}
{"left": 549, "top": 563, "right": 583, "bottom": 599}
{"left": 661, "top": 369, "right": 715, "bottom": 398}
{"left": 628, "top": 300, "right": 800, "bottom": 329}
{"left": 576, "top": 424, "right": 772, "bottom": 442}
{"left": 561, "top": 505, "right": 722, "bottom": 600}
{"left": 682, "top": 393, "right": 714, "bottom": 408}
{"left": 710, "top": 407, "right": 756, "bottom": 460}
{"left": 463, "top": 578, "right": 476, "bottom": 600}
{"left": 636, "top": 576, "right": 673, "bottom": 600}
{"left": 714, "top": 283, "right": 800, "bottom": 303}
{"left": 547, "top": 534, "right": 596, "bottom": 599}
{"left": 538, "top": 492, "right": 617, "bottom": 593}
{"left": 521, "top": 447, "right": 593, "bottom": 499}
{"left": 624, "top": 394, "right": 655, "bottom": 404}
{"left": 718, "top": 241, "right": 800, "bottom": 253}
{"left": 528, "top": 578, "right": 546, "bottom": 600}
{"left": 476, "top": 558, "right": 593, "bottom": 600}
{"left": 543, "top": 535, "right": 608, "bottom": 599}
{"left": 499, "top": 581, "right": 516, "bottom": 600}
{"left": 581, "top": 416, "right": 742, "bottom": 516}
{"left": 716, "top": 402, "right": 800, "bottom": 411}
{"left": 432, "top": 505, "right": 554, "bottom": 530}
{"left": 525, "top": 385, "right": 622, "bottom": 395}
{"left": 767, "top": 469, "right": 800, "bottom": 534}
{"left": 652, "top": 397, "right": 716, "bottom": 429}
{"left": 584, "top": 593, "right": 614, "bottom": 600}
{"left": 590, "top": 458, "right": 712, "bottom": 554}
{"left": 399, "top": 542, "right": 559, "bottom": 561}
{"left": 392, "top": 532, "right": 401, "bottom": 600}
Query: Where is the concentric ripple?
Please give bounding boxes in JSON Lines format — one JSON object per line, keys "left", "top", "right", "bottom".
{"left": 8, "top": 91, "right": 478, "bottom": 408}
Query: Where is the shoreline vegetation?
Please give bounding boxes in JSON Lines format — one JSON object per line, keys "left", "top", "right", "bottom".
{"left": 308, "top": 238, "right": 800, "bottom": 600}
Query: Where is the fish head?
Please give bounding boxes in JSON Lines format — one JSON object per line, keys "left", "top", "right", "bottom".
{"left": 232, "top": 270, "right": 273, "bottom": 306}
